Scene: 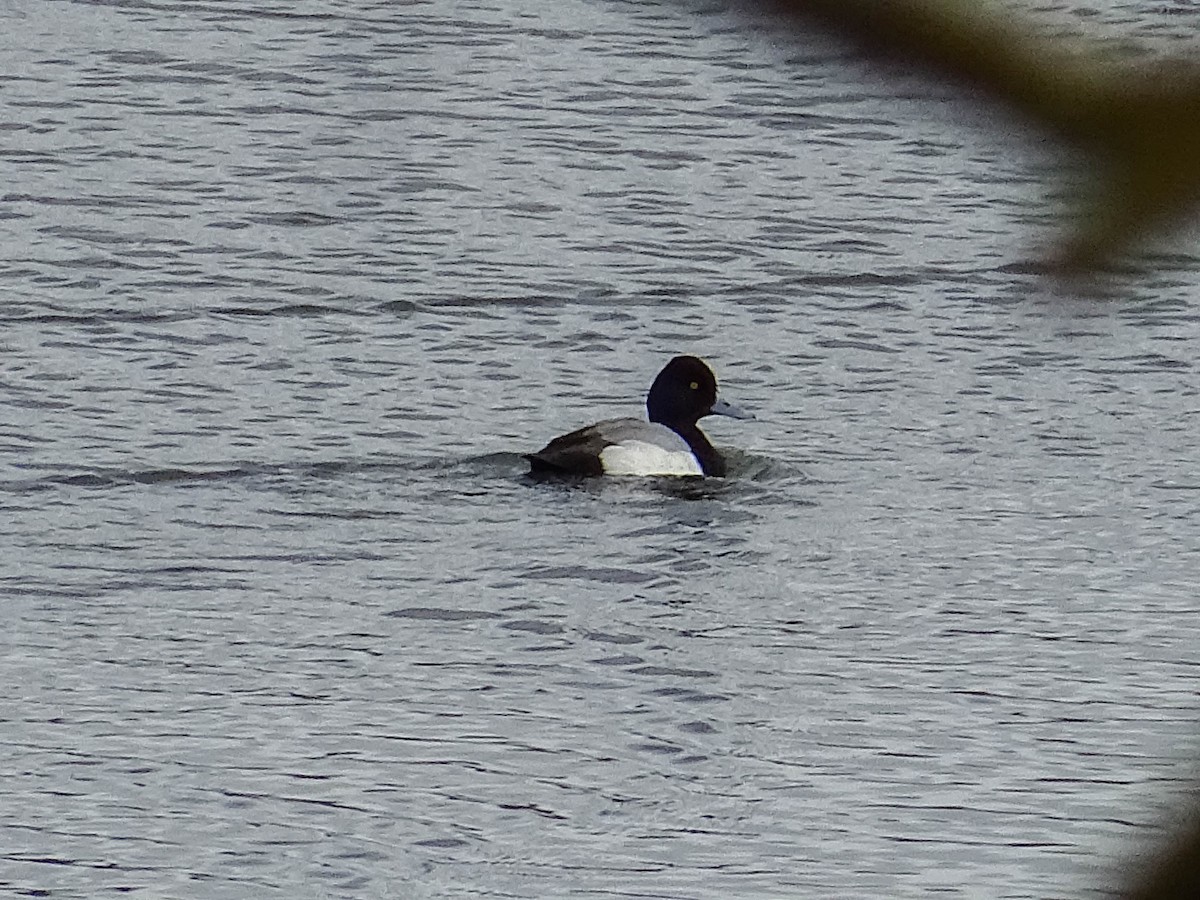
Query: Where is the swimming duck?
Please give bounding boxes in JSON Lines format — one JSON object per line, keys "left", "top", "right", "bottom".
{"left": 526, "top": 355, "right": 749, "bottom": 478}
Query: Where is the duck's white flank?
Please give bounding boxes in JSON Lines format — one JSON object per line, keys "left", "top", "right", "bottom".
{"left": 599, "top": 439, "right": 703, "bottom": 477}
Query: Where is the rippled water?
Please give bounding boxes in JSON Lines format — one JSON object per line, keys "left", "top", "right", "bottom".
{"left": 4, "top": 0, "right": 1200, "bottom": 897}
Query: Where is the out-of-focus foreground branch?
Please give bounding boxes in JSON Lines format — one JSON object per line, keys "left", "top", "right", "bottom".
{"left": 754, "top": 0, "right": 1200, "bottom": 271}
{"left": 1123, "top": 804, "right": 1200, "bottom": 900}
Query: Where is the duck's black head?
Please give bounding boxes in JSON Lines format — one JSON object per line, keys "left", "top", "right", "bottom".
{"left": 646, "top": 355, "right": 726, "bottom": 427}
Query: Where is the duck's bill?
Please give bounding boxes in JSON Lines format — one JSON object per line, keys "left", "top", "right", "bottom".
{"left": 709, "top": 396, "right": 754, "bottom": 420}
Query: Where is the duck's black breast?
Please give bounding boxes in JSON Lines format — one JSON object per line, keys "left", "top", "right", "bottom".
{"left": 670, "top": 422, "right": 726, "bottom": 477}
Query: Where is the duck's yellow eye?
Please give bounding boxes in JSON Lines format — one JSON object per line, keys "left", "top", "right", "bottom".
{"left": 690, "top": 381, "right": 699, "bottom": 390}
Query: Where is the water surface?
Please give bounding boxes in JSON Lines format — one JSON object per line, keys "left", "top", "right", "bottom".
{"left": 3, "top": 1, "right": 1200, "bottom": 897}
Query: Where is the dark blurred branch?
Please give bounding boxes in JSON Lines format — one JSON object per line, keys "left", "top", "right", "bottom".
{"left": 1124, "top": 804, "right": 1200, "bottom": 900}
{"left": 751, "top": 0, "right": 1200, "bottom": 270}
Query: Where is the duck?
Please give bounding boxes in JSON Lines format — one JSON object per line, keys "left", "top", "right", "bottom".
{"left": 526, "top": 355, "right": 750, "bottom": 478}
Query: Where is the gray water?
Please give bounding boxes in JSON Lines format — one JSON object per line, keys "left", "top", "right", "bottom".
{"left": 4, "top": 1, "right": 1200, "bottom": 897}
